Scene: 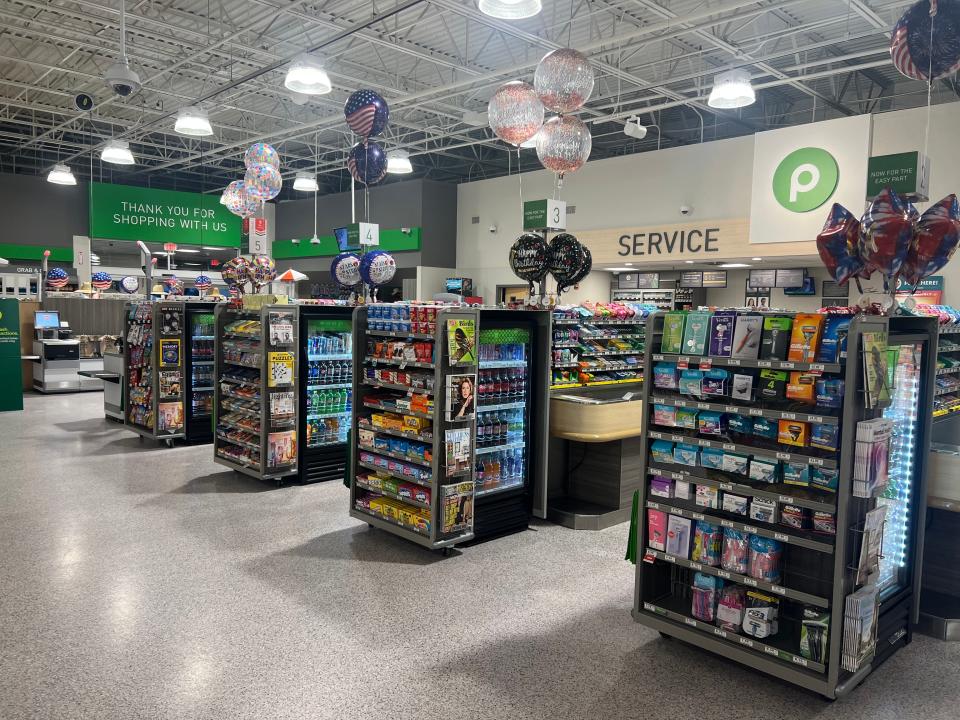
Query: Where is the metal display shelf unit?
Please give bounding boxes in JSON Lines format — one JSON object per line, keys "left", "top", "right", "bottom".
{"left": 632, "top": 311, "right": 936, "bottom": 699}
{"left": 349, "top": 304, "right": 481, "bottom": 552}
{"left": 213, "top": 303, "right": 300, "bottom": 485}
{"left": 550, "top": 308, "right": 647, "bottom": 391}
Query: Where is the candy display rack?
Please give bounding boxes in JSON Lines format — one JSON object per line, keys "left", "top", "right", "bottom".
{"left": 350, "top": 303, "right": 481, "bottom": 552}
{"left": 213, "top": 302, "right": 300, "bottom": 484}
{"left": 631, "top": 311, "right": 936, "bottom": 699}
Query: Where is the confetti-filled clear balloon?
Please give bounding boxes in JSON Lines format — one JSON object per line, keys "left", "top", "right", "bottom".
{"left": 225, "top": 180, "right": 259, "bottom": 218}
{"left": 359, "top": 250, "right": 397, "bottom": 286}
{"left": 534, "top": 48, "right": 594, "bottom": 113}
{"left": 243, "top": 143, "right": 280, "bottom": 170}
{"left": 249, "top": 254, "right": 276, "bottom": 290}
{"left": 901, "top": 194, "right": 960, "bottom": 285}
{"left": 859, "top": 188, "right": 916, "bottom": 281}
{"left": 244, "top": 162, "right": 282, "bottom": 202}
{"left": 194, "top": 274, "right": 212, "bottom": 291}
{"left": 817, "top": 203, "right": 865, "bottom": 286}
{"left": 220, "top": 256, "right": 252, "bottom": 288}
{"left": 119, "top": 276, "right": 139, "bottom": 294}
{"left": 346, "top": 141, "right": 387, "bottom": 185}
{"left": 536, "top": 115, "right": 592, "bottom": 178}
{"left": 488, "top": 81, "right": 544, "bottom": 147}
{"left": 91, "top": 271, "right": 112, "bottom": 290}
{"left": 890, "top": 0, "right": 960, "bottom": 81}
{"left": 509, "top": 233, "right": 550, "bottom": 286}
{"left": 331, "top": 252, "right": 361, "bottom": 288}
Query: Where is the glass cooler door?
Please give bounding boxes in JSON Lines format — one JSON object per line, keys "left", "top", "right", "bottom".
{"left": 304, "top": 318, "right": 353, "bottom": 450}
{"left": 187, "top": 310, "right": 215, "bottom": 440}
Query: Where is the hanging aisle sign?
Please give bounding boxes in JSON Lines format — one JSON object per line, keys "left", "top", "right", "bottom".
{"left": 866, "top": 152, "right": 930, "bottom": 201}
{"left": 523, "top": 199, "right": 566, "bottom": 231}
{"left": 89, "top": 182, "right": 242, "bottom": 247}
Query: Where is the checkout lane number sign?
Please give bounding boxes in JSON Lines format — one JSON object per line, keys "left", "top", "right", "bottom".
{"left": 772, "top": 147, "right": 839, "bottom": 213}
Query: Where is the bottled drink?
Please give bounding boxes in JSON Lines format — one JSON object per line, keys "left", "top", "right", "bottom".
{"left": 475, "top": 457, "right": 485, "bottom": 489}
{"left": 477, "top": 419, "right": 487, "bottom": 447}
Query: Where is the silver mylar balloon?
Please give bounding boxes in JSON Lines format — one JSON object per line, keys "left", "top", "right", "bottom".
{"left": 535, "top": 115, "right": 592, "bottom": 178}
{"left": 488, "top": 81, "right": 544, "bottom": 147}
{"left": 534, "top": 48, "right": 594, "bottom": 113}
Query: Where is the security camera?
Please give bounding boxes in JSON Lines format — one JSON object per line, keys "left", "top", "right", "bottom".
{"left": 680, "top": 205, "right": 692, "bottom": 216}
{"left": 104, "top": 60, "right": 141, "bottom": 97}
{"left": 488, "top": 225, "right": 497, "bottom": 234}
{"left": 401, "top": 227, "right": 411, "bottom": 235}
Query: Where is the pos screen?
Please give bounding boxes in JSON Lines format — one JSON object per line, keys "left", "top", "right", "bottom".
{"left": 35, "top": 311, "right": 60, "bottom": 329}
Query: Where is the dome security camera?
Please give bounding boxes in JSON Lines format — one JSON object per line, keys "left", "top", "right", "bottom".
{"left": 488, "top": 225, "right": 498, "bottom": 234}
{"left": 680, "top": 205, "right": 692, "bottom": 216}
{"left": 104, "top": 60, "right": 141, "bottom": 97}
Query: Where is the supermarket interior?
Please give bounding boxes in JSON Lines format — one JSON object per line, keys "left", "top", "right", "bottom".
{"left": 3, "top": 1, "right": 960, "bottom": 717}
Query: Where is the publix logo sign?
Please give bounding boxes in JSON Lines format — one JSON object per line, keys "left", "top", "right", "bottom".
{"left": 772, "top": 147, "right": 839, "bottom": 212}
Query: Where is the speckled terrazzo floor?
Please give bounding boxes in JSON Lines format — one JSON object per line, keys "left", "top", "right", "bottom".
{"left": 2, "top": 392, "right": 959, "bottom": 720}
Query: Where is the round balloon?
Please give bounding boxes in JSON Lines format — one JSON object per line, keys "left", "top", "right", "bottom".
{"left": 548, "top": 233, "right": 585, "bottom": 292}
{"left": 344, "top": 89, "right": 389, "bottom": 138}
{"left": 568, "top": 244, "right": 592, "bottom": 286}
{"left": 359, "top": 251, "right": 397, "bottom": 286}
{"left": 244, "top": 162, "right": 282, "bottom": 202}
{"left": 119, "top": 276, "right": 139, "bottom": 294}
{"left": 817, "top": 203, "right": 865, "bottom": 285}
{"left": 194, "top": 274, "right": 212, "bottom": 291}
{"left": 331, "top": 252, "right": 361, "bottom": 288}
{"left": 91, "top": 271, "right": 112, "bottom": 291}
{"left": 249, "top": 254, "right": 276, "bottom": 289}
{"left": 347, "top": 141, "right": 387, "bottom": 185}
{"left": 488, "top": 81, "right": 544, "bottom": 147}
{"left": 860, "top": 188, "right": 916, "bottom": 281}
{"left": 509, "top": 233, "right": 550, "bottom": 286}
{"left": 46, "top": 267, "right": 69, "bottom": 288}
{"left": 226, "top": 180, "right": 259, "bottom": 218}
{"left": 163, "top": 276, "right": 183, "bottom": 294}
{"left": 243, "top": 143, "right": 280, "bottom": 170}
{"left": 901, "top": 194, "right": 960, "bottom": 285}
{"left": 534, "top": 48, "right": 595, "bottom": 113}
{"left": 890, "top": 0, "right": 960, "bottom": 81}
{"left": 220, "top": 256, "right": 252, "bottom": 288}
{"left": 536, "top": 115, "right": 592, "bottom": 178}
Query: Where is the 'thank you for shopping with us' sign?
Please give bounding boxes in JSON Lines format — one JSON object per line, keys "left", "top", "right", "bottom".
{"left": 89, "top": 182, "right": 242, "bottom": 246}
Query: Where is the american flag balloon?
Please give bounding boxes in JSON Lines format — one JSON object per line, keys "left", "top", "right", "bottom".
{"left": 46, "top": 267, "right": 69, "bottom": 288}
{"left": 91, "top": 271, "right": 113, "bottom": 290}
{"left": 891, "top": 0, "right": 960, "bottom": 81}
{"left": 194, "top": 274, "right": 212, "bottom": 290}
{"left": 346, "top": 141, "right": 387, "bottom": 186}
{"left": 343, "top": 89, "right": 389, "bottom": 138}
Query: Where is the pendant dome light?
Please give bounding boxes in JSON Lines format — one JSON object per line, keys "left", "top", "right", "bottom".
{"left": 478, "top": 0, "right": 542, "bottom": 20}
{"left": 174, "top": 106, "right": 213, "bottom": 136}
{"left": 284, "top": 54, "right": 332, "bottom": 95}
{"left": 386, "top": 149, "right": 413, "bottom": 174}
{"left": 47, "top": 164, "right": 77, "bottom": 185}
{"left": 293, "top": 171, "right": 319, "bottom": 192}
{"left": 100, "top": 139, "right": 135, "bottom": 165}
{"left": 707, "top": 69, "right": 756, "bottom": 109}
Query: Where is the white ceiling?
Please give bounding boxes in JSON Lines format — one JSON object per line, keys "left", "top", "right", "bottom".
{"left": 0, "top": 0, "right": 953, "bottom": 196}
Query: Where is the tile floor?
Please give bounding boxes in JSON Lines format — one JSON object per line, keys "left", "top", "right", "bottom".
{"left": 1, "top": 392, "right": 959, "bottom": 719}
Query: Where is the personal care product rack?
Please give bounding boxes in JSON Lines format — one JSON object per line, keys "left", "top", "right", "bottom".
{"left": 213, "top": 303, "right": 300, "bottom": 484}
{"left": 550, "top": 308, "right": 647, "bottom": 390}
{"left": 632, "top": 311, "right": 934, "bottom": 699}
{"left": 350, "top": 304, "right": 481, "bottom": 552}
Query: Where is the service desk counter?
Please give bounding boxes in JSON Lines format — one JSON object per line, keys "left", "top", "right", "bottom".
{"left": 919, "top": 443, "right": 960, "bottom": 640}
{"left": 546, "top": 386, "right": 644, "bottom": 529}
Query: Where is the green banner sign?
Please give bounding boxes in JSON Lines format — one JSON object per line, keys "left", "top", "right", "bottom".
{"left": 273, "top": 227, "right": 421, "bottom": 259}
{"left": 89, "top": 182, "right": 242, "bottom": 246}
{"left": 522, "top": 199, "right": 566, "bottom": 231}
{"left": 866, "top": 152, "right": 929, "bottom": 201}
{"left": 0, "top": 298, "right": 23, "bottom": 412}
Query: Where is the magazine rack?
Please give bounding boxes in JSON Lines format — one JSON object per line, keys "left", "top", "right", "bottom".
{"left": 631, "top": 312, "right": 936, "bottom": 699}
{"left": 349, "top": 304, "right": 481, "bottom": 552}
{"left": 213, "top": 302, "right": 300, "bottom": 484}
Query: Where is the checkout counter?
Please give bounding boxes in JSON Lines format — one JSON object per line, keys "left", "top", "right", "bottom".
{"left": 31, "top": 310, "right": 103, "bottom": 393}
{"left": 547, "top": 386, "right": 644, "bottom": 529}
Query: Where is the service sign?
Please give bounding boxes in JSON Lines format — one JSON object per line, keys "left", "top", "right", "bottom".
{"left": 89, "top": 182, "right": 241, "bottom": 246}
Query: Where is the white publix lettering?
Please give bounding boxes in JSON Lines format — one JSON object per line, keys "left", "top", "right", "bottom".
{"left": 114, "top": 201, "right": 226, "bottom": 232}
{"left": 617, "top": 228, "right": 720, "bottom": 256}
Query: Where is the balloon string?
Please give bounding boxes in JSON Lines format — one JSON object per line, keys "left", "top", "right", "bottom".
{"left": 923, "top": 5, "right": 935, "bottom": 169}
{"left": 517, "top": 147, "right": 523, "bottom": 226}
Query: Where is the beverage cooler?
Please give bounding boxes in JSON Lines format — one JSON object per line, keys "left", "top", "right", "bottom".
{"left": 473, "top": 309, "right": 550, "bottom": 539}
{"left": 297, "top": 304, "right": 355, "bottom": 484}
{"left": 184, "top": 304, "right": 216, "bottom": 444}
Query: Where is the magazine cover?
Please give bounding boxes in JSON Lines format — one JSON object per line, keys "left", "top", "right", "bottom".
{"left": 157, "top": 401, "right": 183, "bottom": 431}
{"left": 861, "top": 331, "right": 890, "bottom": 409}
{"left": 444, "top": 427, "right": 472, "bottom": 476}
{"left": 158, "top": 370, "right": 182, "bottom": 398}
{"left": 267, "top": 430, "right": 297, "bottom": 468}
{"left": 268, "top": 312, "right": 295, "bottom": 346}
{"left": 446, "top": 318, "right": 476, "bottom": 366}
{"left": 445, "top": 373, "right": 476, "bottom": 421}
{"left": 441, "top": 481, "right": 475, "bottom": 535}
{"left": 159, "top": 338, "right": 180, "bottom": 367}
{"left": 268, "top": 351, "right": 295, "bottom": 387}
{"left": 270, "top": 391, "right": 295, "bottom": 419}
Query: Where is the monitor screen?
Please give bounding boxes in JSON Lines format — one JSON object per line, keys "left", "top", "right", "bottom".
{"left": 35, "top": 311, "right": 60, "bottom": 329}
{"left": 334, "top": 226, "right": 356, "bottom": 251}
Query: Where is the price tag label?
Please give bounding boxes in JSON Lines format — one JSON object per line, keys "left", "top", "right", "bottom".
{"left": 716, "top": 569, "right": 731, "bottom": 579}
{"left": 727, "top": 358, "right": 741, "bottom": 366}
{"left": 774, "top": 533, "right": 790, "bottom": 542}
{"left": 700, "top": 439, "right": 713, "bottom": 447}
{"left": 684, "top": 617, "right": 697, "bottom": 627}
{"left": 743, "top": 577, "right": 758, "bottom": 587}
{"left": 692, "top": 512, "right": 705, "bottom": 521}
{"left": 809, "top": 363, "right": 825, "bottom": 374}
{"left": 809, "top": 415, "right": 824, "bottom": 424}
{"left": 714, "top": 628, "right": 727, "bottom": 638}
{"left": 739, "top": 637, "right": 754, "bottom": 648}
{"left": 749, "top": 408, "right": 763, "bottom": 416}
{"left": 720, "top": 519, "right": 734, "bottom": 528}
{"left": 781, "top": 412, "right": 796, "bottom": 420}
{"left": 697, "top": 402, "right": 710, "bottom": 410}
{"left": 675, "top": 399, "right": 687, "bottom": 407}
{"left": 776, "top": 452, "right": 790, "bottom": 460}
{"left": 664, "top": 554, "right": 677, "bottom": 564}
{"left": 742, "top": 525, "right": 758, "bottom": 534}
{"left": 719, "top": 482, "right": 734, "bottom": 491}
{"left": 699, "top": 359, "right": 713, "bottom": 371}
{"left": 648, "top": 501, "right": 660, "bottom": 510}
{"left": 671, "top": 472, "right": 684, "bottom": 481}
{"left": 781, "top": 361, "right": 795, "bottom": 370}
{"left": 764, "top": 646, "right": 780, "bottom": 657}
{"left": 725, "top": 405, "right": 739, "bottom": 414}
{"left": 652, "top": 354, "right": 664, "bottom": 361}
{"left": 810, "top": 458, "right": 825, "bottom": 466}
{"left": 778, "top": 495, "right": 795, "bottom": 504}
{"left": 758, "top": 360, "right": 772, "bottom": 368}
{"left": 643, "top": 602, "right": 655, "bottom": 611}
{"left": 689, "top": 561, "right": 703, "bottom": 571}
{"left": 642, "top": 552, "right": 656, "bottom": 564}
{"left": 723, "top": 443, "right": 736, "bottom": 451}
{"left": 792, "top": 656, "right": 809, "bottom": 667}
{"left": 677, "top": 357, "right": 690, "bottom": 369}
{"left": 771, "top": 585, "right": 787, "bottom": 596}
{"left": 650, "top": 431, "right": 663, "bottom": 439}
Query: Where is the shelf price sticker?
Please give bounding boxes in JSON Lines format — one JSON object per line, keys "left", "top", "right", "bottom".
{"left": 764, "top": 646, "right": 780, "bottom": 658}
{"left": 677, "top": 356, "right": 690, "bottom": 369}
{"left": 713, "top": 628, "right": 727, "bottom": 639}
{"left": 808, "top": 364, "right": 825, "bottom": 376}
{"left": 727, "top": 358, "right": 741, "bottom": 366}
{"left": 699, "top": 358, "right": 713, "bottom": 371}
{"left": 771, "top": 585, "right": 787, "bottom": 596}
{"left": 792, "top": 656, "right": 809, "bottom": 668}
{"left": 642, "top": 552, "right": 657, "bottom": 564}
{"left": 739, "top": 637, "right": 755, "bottom": 648}
{"left": 774, "top": 532, "right": 790, "bottom": 543}
{"left": 778, "top": 495, "right": 796, "bottom": 504}
{"left": 684, "top": 617, "right": 698, "bottom": 628}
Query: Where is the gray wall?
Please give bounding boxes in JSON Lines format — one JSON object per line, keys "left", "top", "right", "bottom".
{"left": 0, "top": 172, "right": 89, "bottom": 249}
{"left": 419, "top": 179, "right": 457, "bottom": 267}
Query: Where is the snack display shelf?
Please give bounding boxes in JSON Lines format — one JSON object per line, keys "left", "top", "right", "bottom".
{"left": 221, "top": 389, "right": 261, "bottom": 402}
{"left": 357, "top": 460, "right": 432, "bottom": 488}
{"left": 355, "top": 479, "right": 431, "bottom": 510}
{"left": 218, "top": 418, "right": 261, "bottom": 434}
{"left": 640, "top": 601, "right": 826, "bottom": 674}
{"left": 649, "top": 394, "right": 840, "bottom": 426}
{"left": 935, "top": 366, "right": 960, "bottom": 375}
{"left": 222, "top": 376, "right": 261, "bottom": 388}
{"left": 362, "top": 400, "right": 433, "bottom": 419}
{"left": 644, "top": 548, "right": 830, "bottom": 607}
{"left": 647, "top": 429, "right": 838, "bottom": 469}
{"left": 476, "top": 480, "right": 525, "bottom": 497}
{"left": 362, "top": 379, "right": 434, "bottom": 395}
{"left": 367, "top": 357, "right": 435, "bottom": 370}
{"left": 357, "top": 420, "right": 433, "bottom": 444}
{"left": 476, "top": 440, "right": 525, "bottom": 455}
{"left": 645, "top": 499, "right": 834, "bottom": 553}
{"left": 648, "top": 466, "right": 836, "bottom": 514}
{"left": 358, "top": 443, "right": 431, "bottom": 468}
{"left": 366, "top": 329, "right": 434, "bottom": 340}
{"left": 215, "top": 451, "right": 261, "bottom": 471}
{"left": 551, "top": 377, "right": 644, "bottom": 390}
{"left": 217, "top": 433, "right": 260, "bottom": 451}
{"left": 650, "top": 353, "right": 840, "bottom": 375}
{"left": 352, "top": 506, "right": 430, "bottom": 538}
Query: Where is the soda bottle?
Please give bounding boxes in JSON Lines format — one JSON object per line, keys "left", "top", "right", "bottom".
{"left": 477, "top": 418, "right": 487, "bottom": 448}
{"left": 475, "top": 457, "right": 485, "bottom": 489}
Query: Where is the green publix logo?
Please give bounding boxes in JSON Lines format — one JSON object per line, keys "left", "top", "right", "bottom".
{"left": 772, "top": 147, "right": 839, "bottom": 213}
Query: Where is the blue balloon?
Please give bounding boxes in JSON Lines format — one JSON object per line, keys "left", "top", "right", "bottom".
{"left": 359, "top": 250, "right": 397, "bottom": 287}
{"left": 344, "top": 89, "right": 389, "bottom": 138}
{"left": 330, "top": 252, "right": 361, "bottom": 288}
{"left": 346, "top": 141, "right": 387, "bottom": 186}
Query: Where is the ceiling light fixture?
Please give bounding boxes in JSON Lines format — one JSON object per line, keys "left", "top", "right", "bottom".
{"left": 100, "top": 139, "right": 135, "bottom": 165}
{"left": 719, "top": 262, "right": 752, "bottom": 268}
{"left": 708, "top": 69, "right": 755, "bottom": 109}
{"left": 283, "top": 54, "right": 332, "bottom": 95}
{"left": 202, "top": 246, "right": 226, "bottom": 251}
{"left": 684, "top": 260, "right": 695, "bottom": 264}
{"left": 47, "top": 164, "right": 76, "bottom": 185}
{"left": 387, "top": 149, "right": 413, "bottom": 174}
{"left": 174, "top": 106, "right": 213, "bottom": 136}
{"left": 605, "top": 267, "right": 637, "bottom": 272}
{"left": 462, "top": 110, "right": 488, "bottom": 127}
{"left": 623, "top": 116, "right": 647, "bottom": 140}
{"left": 478, "top": 0, "right": 542, "bottom": 20}
{"left": 752, "top": 257, "right": 762, "bottom": 261}
{"left": 103, "top": 3, "right": 140, "bottom": 97}
{"left": 175, "top": 248, "right": 200, "bottom": 254}
{"left": 293, "top": 171, "right": 319, "bottom": 191}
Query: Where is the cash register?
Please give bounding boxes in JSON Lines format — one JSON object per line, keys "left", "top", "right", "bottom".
{"left": 32, "top": 311, "right": 101, "bottom": 393}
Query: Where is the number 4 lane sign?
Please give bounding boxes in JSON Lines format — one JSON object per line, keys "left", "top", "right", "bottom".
{"left": 359, "top": 222, "right": 380, "bottom": 246}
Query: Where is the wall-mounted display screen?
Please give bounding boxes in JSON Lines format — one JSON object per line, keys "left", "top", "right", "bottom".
{"left": 702, "top": 270, "right": 727, "bottom": 288}
{"left": 748, "top": 269, "right": 776, "bottom": 289}
{"left": 617, "top": 273, "right": 639, "bottom": 289}
{"left": 783, "top": 277, "right": 816, "bottom": 295}
{"left": 775, "top": 268, "right": 806, "bottom": 288}
{"left": 679, "top": 271, "right": 703, "bottom": 288}
{"left": 636, "top": 273, "right": 659, "bottom": 289}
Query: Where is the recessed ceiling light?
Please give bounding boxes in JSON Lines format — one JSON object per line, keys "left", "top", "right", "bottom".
{"left": 752, "top": 257, "right": 762, "bottom": 261}
{"left": 719, "top": 262, "right": 751, "bottom": 268}
{"left": 386, "top": 149, "right": 413, "bottom": 174}
{"left": 100, "top": 140, "right": 135, "bottom": 165}
{"left": 684, "top": 260, "right": 695, "bottom": 264}
{"left": 708, "top": 68, "right": 755, "bottom": 109}
{"left": 47, "top": 164, "right": 76, "bottom": 185}
{"left": 174, "top": 106, "right": 213, "bottom": 136}
{"left": 283, "top": 54, "right": 332, "bottom": 95}
{"left": 293, "top": 171, "right": 319, "bottom": 191}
